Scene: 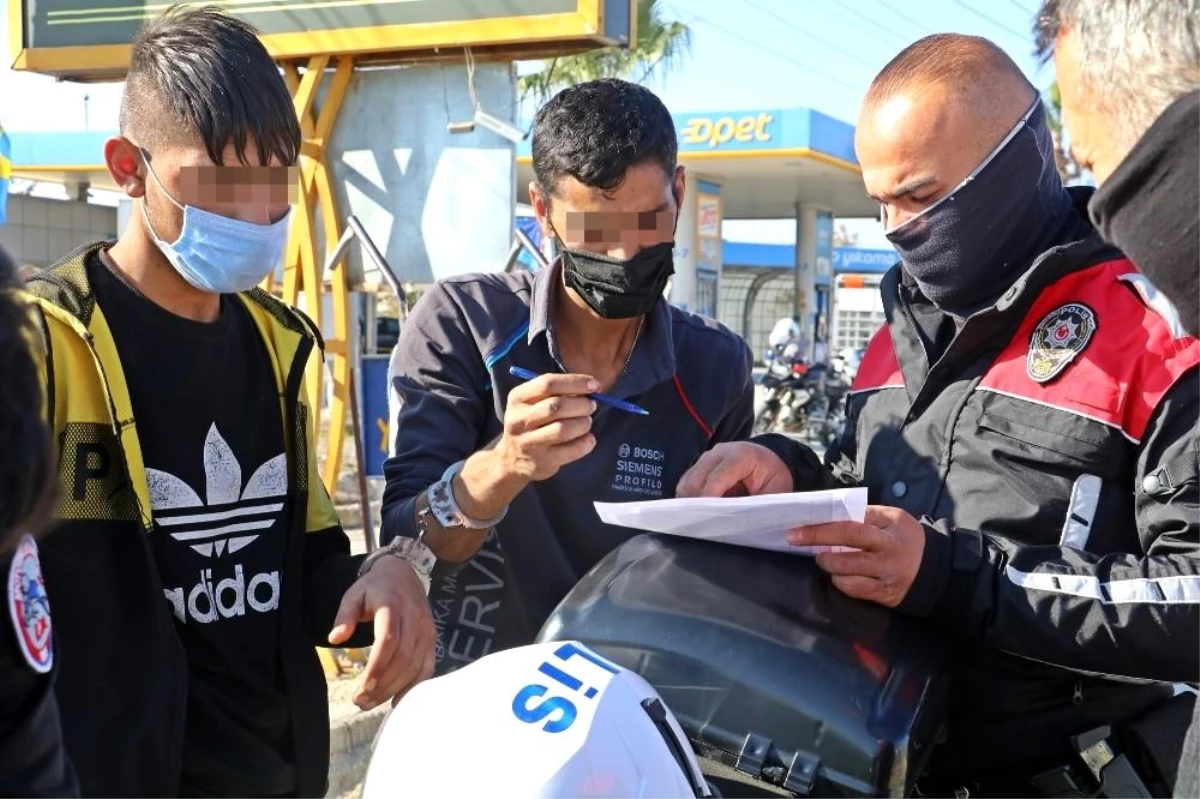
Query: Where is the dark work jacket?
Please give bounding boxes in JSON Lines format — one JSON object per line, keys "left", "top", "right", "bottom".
{"left": 22, "top": 243, "right": 371, "bottom": 798}
{"left": 380, "top": 261, "right": 755, "bottom": 673}
{"left": 760, "top": 222, "right": 1199, "bottom": 777}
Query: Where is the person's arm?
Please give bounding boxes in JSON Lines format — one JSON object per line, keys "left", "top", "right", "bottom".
{"left": 298, "top": 342, "right": 437, "bottom": 710}
{"left": 0, "top": 548, "right": 79, "bottom": 798}
{"left": 749, "top": 389, "right": 863, "bottom": 492}
{"left": 380, "top": 284, "right": 596, "bottom": 565}
{"left": 902, "top": 371, "right": 1199, "bottom": 682}
{"left": 299, "top": 437, "right": 371, "bottom": 650}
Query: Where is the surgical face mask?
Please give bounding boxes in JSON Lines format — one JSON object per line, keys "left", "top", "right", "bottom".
{"left": 139, "top": 151, "right": 291, "bottom": 295}
{"left": 883, "top": 99, "right": 1076, "bottom": 313}
{"left": 561, "top": 241, "right": 676, "bottom": 319}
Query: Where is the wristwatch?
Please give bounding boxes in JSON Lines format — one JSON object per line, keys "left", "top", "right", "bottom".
{"left": 427, "top": 460, "right": 508, "bottom": 530}
{"left": 358, "top": 533, "right": 436, "bottom": 595}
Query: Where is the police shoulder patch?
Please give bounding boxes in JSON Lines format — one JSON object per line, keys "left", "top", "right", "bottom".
{"left": 1027, "top": 302, "right": 1097, "bottom": 383}
{"left": 8, "top": 535, "right": 53, "bottom": 674}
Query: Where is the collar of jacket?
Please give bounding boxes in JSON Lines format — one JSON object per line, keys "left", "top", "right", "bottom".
{"left": 23, "top": 241, "right": 319, "bottom": 532}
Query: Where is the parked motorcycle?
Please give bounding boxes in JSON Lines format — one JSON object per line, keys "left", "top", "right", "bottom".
{"left": 754, "top": 349, "right": 853, "bottom": 447}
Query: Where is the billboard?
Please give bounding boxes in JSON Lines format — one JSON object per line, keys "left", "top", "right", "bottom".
{"left": 8, "top": 0, "right": 634, "bottom": 80}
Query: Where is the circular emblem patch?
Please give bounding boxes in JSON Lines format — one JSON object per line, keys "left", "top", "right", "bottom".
{"left": 8, "top": 535, "right": 53, "bottom": 674}
{"left": 1027, "top": 303, "right": 1097, "bottom": 383}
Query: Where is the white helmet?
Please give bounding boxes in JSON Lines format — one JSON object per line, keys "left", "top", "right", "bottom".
{"left": 362, "top": 641, "right": 711, "bottom": 798}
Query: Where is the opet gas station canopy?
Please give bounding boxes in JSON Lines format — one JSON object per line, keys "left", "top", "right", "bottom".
{"left": 516, "top": 107, "right": 876, "bottom": 220}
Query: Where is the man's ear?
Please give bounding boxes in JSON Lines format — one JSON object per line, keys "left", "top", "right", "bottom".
{"left": 104, "top": 137, "right": 145, "bottom": 199}
{"left": 673, "top": 165, "right": 687, "bottom": 207}
{"left": 529, "top": 180, "right": 553, "bottom": 239}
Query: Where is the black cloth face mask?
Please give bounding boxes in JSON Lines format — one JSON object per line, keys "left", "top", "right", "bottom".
{"left": 560, "top": 241, "right": 676, "bottom": 319}
{"left": 1088, "top": 91, "right": 1199, "bottom": 338}
{"left": 884, "top": 98, "right": 1078, "bottom": 315}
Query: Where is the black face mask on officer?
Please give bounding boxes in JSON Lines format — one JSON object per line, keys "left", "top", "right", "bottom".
{"left": 554, "top": 197, "right": 680, "bottom": 320}
{"left": 883, "top": 98, "right": 1077, "bottom": 315}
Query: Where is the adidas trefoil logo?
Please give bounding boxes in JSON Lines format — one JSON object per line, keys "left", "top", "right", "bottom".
{"left": 148, "top": 424, "right": 287, "bottom": 625}
{"left": 147, "top": 423, "right": 287, "bottom": 557}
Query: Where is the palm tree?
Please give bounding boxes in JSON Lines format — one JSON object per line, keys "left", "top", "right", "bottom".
{"left": 1045, "top": 81, "right": 1083, "bottom": 185}
{"left": 519, "top": 0, "right": 692, "bottom": 104}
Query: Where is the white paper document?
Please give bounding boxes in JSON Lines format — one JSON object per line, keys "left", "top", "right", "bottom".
{"left": 595, "top": 488, "right": 868, "bottom": 555}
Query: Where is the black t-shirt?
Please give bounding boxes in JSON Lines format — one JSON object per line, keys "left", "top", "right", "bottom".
{"left": 89, "top": 253, "right": 296, "bottom": 798}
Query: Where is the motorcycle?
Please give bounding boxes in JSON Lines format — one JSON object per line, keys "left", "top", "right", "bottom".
{"left": 364, "top": 534, "right": 952, "bottom": 798}
{"left": 754, "top": 348, "right": 822, "bottom": 437}
{"left": 755, "top": 350, "right": 853, "bottom": 448}
{"left": 364, "top": 533, "right": 1169, "bottom": 798}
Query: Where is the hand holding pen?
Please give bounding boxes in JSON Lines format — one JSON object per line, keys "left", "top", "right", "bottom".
{"left": 508, "top": 366, "right": 650, "bottom": 417}
{"left": 486, "top": 370, "right": 604, "bottom": 485}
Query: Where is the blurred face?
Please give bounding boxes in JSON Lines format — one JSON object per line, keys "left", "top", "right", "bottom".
{"left": 106, "top": 135, "right": 296, "bottom": 245}
{"left": 856, "top": 84, "right": 1014, "bottom": 230}
{"left": 1053, "top": 29, "right": 1127, "bottom": 184}
{"left": 530, "top": 162, "right": 686, "bottom": 260}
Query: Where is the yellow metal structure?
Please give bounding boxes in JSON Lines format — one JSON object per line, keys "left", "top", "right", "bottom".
{"left": 7, "top": 0, "right": 629, "bottom": 81}
{"left": 273, "top": 55, "right": 367, "bottom": 678}
{"left": 273, "top": 55, "right": 355, "bottom": 501}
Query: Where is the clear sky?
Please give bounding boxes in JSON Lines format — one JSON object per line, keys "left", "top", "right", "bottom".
{"left": 0, "top": 0, "right": 1052, "bottom": 245}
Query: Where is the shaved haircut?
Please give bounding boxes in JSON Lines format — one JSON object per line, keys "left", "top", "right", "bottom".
{"left": 863, "top": 34, "right": 1037, "bottom": 146}
{"left": 119, "top": 5, "right": 300, "bottom": 167}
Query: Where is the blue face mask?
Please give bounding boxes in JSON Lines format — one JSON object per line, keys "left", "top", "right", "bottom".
{"left": 139, "top": 153, "right": 291, "bottom": 295}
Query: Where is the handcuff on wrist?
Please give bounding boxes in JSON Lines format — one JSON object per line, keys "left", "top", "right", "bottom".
{"left": 426, "top": 460, "right": 508, "bottom": 530}
{"left": 356, "top": 461, "right": 507, "bottom": 595}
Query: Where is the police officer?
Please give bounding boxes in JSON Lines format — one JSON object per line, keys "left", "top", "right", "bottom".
{"left": 0, "top": 245, "right": 77, "bottom": 796}
{"left": 1035, "top": 2, "right": 1200, "bottom": 794}
{"left": 679, "top": 35, "right": 1198, "bottom": 796}
{"left": 380, "top": 78, "right": 754, "bottom": 674}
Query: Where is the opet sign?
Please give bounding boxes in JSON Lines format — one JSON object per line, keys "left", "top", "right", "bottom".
{"left": 680, "top": 113, "right": 774, "bottom": 148}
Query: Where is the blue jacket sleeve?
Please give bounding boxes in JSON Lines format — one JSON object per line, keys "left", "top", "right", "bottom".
{"left": 380, "top": 284, "right": 491, "bottom": 545}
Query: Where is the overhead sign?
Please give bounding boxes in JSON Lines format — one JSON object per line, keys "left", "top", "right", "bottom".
{"left": 833, "top": 247, "right": 898, "bottom": 274}
{"left": 679, "top": 113, "right": 775, "bottom": 150}
{"left": 8, "top": 0, "right": 635, "bottom": 80}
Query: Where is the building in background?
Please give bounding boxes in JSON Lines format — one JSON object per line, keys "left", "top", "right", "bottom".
{"left": 828, "top": 247, "right": 895, "bottom": 354}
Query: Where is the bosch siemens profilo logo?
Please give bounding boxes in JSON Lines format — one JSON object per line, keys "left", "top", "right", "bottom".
{"left": 611, "top": 442, "right": 666, "bottom": 498}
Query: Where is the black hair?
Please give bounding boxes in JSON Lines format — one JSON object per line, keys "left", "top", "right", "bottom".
{"left": 0, "top": 247, "right": 56, "bottom": 556}
{"left": 1033, "top": 0, "right": 1063, "bottom": 63}
{"left": 119, "top": 4, "right": 301, "bottom": 167}
{"left": 531, "top": 78, "right": 678, "bottom": 201}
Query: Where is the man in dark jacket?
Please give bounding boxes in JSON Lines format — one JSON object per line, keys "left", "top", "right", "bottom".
{"left": 0, "top": 245, "right": 77, "bottom": 797}
{"left": 23, "top": 7, "right": 434, "bottom": 796}
{"left": 679, "top": 34, "right": 1198, "bottom": 796}
{"left": 381, "top": 78, "right": 754, "bottom": 674}
{"left": 1035, "top": 2, "right": 1200, "bottom": 795}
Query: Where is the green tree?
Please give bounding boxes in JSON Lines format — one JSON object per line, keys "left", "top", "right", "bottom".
{"left": 1045, "top": 81, "right": 1083, "bottom": 184}
{"left": 519, "top": 0, "right": 692, "bottom": 104}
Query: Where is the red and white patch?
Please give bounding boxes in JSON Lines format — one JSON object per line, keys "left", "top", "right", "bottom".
{"left": 8, "top": 535, "right": 52, "bottom": 674}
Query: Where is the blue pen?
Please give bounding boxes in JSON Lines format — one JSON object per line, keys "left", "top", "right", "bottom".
{"left": 508, "top": 366, "right": 650, "bottom": 417}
